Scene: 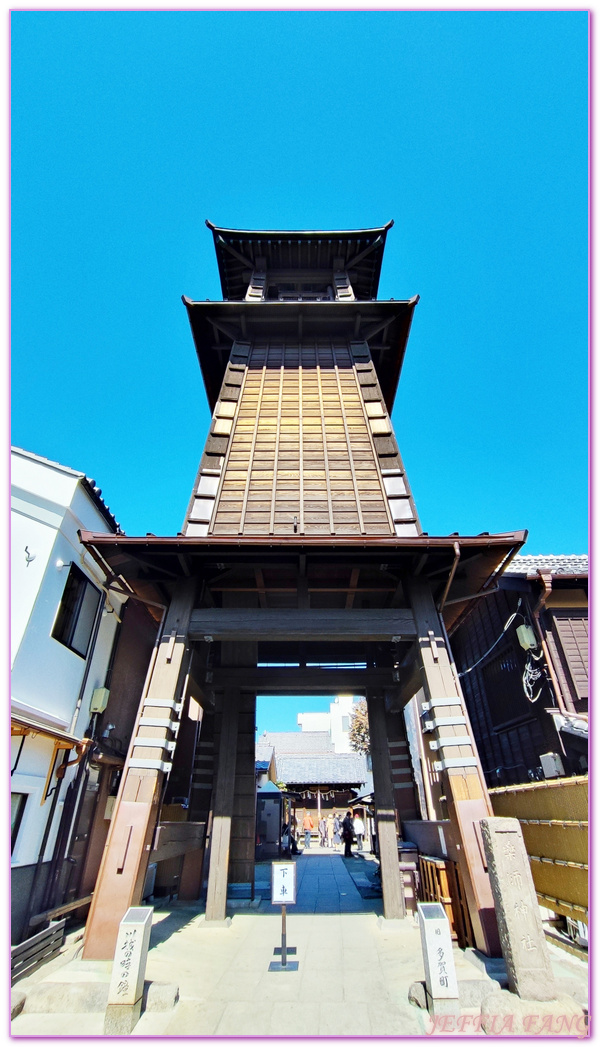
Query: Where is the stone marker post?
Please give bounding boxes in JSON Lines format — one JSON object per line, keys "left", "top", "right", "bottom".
{"left": 480, "top": 817, "right": 557, "bottom": 1001}
{"left": 417, "top": 902, "right": 460, "bottom": 1017}
{"left": 104, "top": 906, "right": 154, "bottom": 1034}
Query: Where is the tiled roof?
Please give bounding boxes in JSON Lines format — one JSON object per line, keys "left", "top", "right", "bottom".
{"left": 261, "top": 731, "right": 334, "bottom": 754}
{"left": 275, "top": 752, "right": 368, "bottom": 786}
{"left": 255, "top": 742, "right": 274, "bottom": 763}
{"left": 506, "top": 554, "right": 588, "bottom": 577}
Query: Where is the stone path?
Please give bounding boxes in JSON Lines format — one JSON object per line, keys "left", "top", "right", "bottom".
{"left": 258, "top": 849, "right": 379, "bottom": 914}
{"left": 11, "top": 850, "right": 588, "bottom": 1038}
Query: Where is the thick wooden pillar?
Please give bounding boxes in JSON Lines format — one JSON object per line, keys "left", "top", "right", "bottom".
{"left": 205, "top": 688, "right": 240, "bottom": 921}
{"left": 82, "top": 578, "right": 196, "bottom": 959}
{"left": 408, "top": 579, "right": 501, "bottom": 956}
{"left": 366, "top": 693, "right": 405, "bottom": 919}
{"left": 385, "top": 704, "right": 420, "bottom": 824}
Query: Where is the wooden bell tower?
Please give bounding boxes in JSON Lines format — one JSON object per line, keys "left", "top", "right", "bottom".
{"left": 81, "top": 222, "right": 526, "bottom": 960}
{"left": 182, "top": 221, "right": 421, "bottom": 541}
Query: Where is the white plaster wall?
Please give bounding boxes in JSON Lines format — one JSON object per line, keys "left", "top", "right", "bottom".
{"left": 10, "top": 734, "right": 79, "bottom": 867}
{"left": 11, "top": 449, "right": 122, "bottom": 731}
{"left": 297, "top": 696, "right": 357, "bottom": 753}
{"left": 10, "top": 449, "right": 126, "bottom": 880}
{"left": 11, "top": 508, "right": 63, "bottom": 663}
{"left": 297, "top": 711, "right": 330, "bottom": 732}
{"left": 11, "top": 452, "right": 76, "bottom": 664}
{"left": 328, "top": 695, "right": 356, "bottom": 754}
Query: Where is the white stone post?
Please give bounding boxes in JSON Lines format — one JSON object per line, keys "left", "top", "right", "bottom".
{"left": 104, "top": 906, "right": 153, "bottom": 1034}
{"left": 417, "top": 901, "right": 460, "bottom": 1016}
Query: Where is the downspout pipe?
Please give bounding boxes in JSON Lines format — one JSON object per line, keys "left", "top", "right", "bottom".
{"left": 68, "top": 592, "right": 106, "bottom": 737}
{"left": 21, "top": 580, "right": 105, "bottom": 939}
{"left": 437, "top": 542, "right": 461, "bottom": 612}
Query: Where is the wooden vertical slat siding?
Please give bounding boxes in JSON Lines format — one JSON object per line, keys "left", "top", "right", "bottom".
{"left": 207, "top": 363, "right": 249, "bottom": 535}
{"left": 269, "top": 362, "right": 285, "bottom": 534}
{"left": 315, "top": 357, "right": 335, "bottom": 534}
{"left": 350, "top": 357, "right": 396, "bottom": 534}
{"left": 238, "top": 361, "right": 268, "bottom": 534}
{"left": 207, "top": 341, "right": 402, "bottom": 536}
{"left": 299, "top": 364, "right": 304, "bottom": 533}
{"left": 333, "top": 351, "right": 366, "bottom": 534}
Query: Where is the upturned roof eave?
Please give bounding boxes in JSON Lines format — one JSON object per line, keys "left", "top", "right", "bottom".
{"left": 205, "top": 219, "right": 394, "bottom": 239}
{"left": 182, "top": 296, "right": 418, "bottom": 412}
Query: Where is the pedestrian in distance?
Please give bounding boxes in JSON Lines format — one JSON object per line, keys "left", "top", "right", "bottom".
{"left": 302, "top": 811, "right": 314, "bottom": 849}
{"left": 327, "top": 814, "right": 334, "bottom": 849}
{"left": 319, "top": 815, "right": 327, "bottom": 847}
{"left": 342, "top": 809, "right": 355, "bottom": 858}
{"left": 353, "top": 813, "right": 365, "bottom": 852}
{"left": 332, "top": 813, "right": 341, "bottom": 851}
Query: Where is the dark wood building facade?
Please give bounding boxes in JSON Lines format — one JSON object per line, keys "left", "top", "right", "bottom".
{"left": 450, "top": 555, "right": 588, "bottom": 787}
{"left": 79, "top": 222, "right": 528, "bottom": 961}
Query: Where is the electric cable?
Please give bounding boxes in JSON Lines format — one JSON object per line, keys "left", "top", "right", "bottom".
{"left": 458, "top": 598, "right": 523, "bottom": 677}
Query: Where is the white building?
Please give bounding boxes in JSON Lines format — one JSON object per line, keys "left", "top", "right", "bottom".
{"left": 297, "top": 695, "right": 358, "bottom": 754}
{"left": 11, "top": 447, "right": 126, "bottom": 943}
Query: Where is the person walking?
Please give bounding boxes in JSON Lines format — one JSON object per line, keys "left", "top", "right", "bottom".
{"left": 302, "top": 811, "right": 314, "bottom": 849}
{"left": 332, "top": 813, "right": 341, "bottom": 851}
{"left": 319, "top": 815, "right": 328, "bottom": 847}
{"left": 342, "top": 810, "right": 355, "bottom": 858}
{"left": 353, "top": 813, "right": 365, "bottom": 852}
{"left": 327, "top": 815, "right": 334, "bottom": 849}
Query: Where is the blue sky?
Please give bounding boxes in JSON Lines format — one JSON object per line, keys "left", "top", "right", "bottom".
{"left": 11, "top": 12, "right": 589, "bottom": 735}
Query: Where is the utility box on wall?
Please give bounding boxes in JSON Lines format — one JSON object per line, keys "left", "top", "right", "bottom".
{"left": 540, "top": 752, "right": 565, "bottom": 779}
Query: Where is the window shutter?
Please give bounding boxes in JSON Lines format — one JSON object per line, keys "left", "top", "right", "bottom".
{"left": 552, "top": 612, "right": 588, "bottom": 700}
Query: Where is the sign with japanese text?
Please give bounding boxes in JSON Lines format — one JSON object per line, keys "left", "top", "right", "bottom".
{"left": 107, "top": 906, "right": 154, "bottom": 1007}
{"left": 417, "top": 901, "right": 459, "bottom": 1001}
{"left": 480, "top": 817, "right": 556, "bottom": 1000}
{"left": 271, "top": 862, "right": 296, "bottom": 905}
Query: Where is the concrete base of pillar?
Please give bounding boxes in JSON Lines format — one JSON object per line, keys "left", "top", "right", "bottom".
{"left": 425, "top": 991, "right": 460, "bottom": 1017}
{"left": 103, "top": 998, "right": 142, "bottom": 1035}
{"left": 480, "top": 989, "right": 586, "bottom": 1036}
{"left": 197, "top": 916, "right": 232, "bottom": 928}
{"left": 376, "top": 915, "right": 406, "bottom": 931}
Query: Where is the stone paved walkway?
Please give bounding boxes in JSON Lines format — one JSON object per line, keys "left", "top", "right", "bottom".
{"left": 12, "top": 850, "right": 588, "bottom": 1038}
{"left": 258, "top": 848, "right": 380, "bottom": 914}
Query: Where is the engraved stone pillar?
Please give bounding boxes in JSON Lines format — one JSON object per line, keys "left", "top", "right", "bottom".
{"left": 480, "top": 817, "right": 557, "bottom": 1001}
{"left": 104, "top": 906, "right": 153, "bottom": 1034}
{"left": 417, "top": 901, "right": 460, "bottom": 1017}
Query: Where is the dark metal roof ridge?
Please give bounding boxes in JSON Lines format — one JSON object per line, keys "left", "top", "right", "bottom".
{"left": 181, "top": 295, "right": 417, "bottom": 307}
{"left": 205, "top": 219, "right": 394, "bottom": 238}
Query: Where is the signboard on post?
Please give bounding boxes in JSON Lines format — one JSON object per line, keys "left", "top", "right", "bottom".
{"left": 271, "top": 862, "right": 297, "bottom": 905}
{"left": 269, "top": 862, "right": 298, "bottom": 971}
{"left": 417, "top": 901, "right": 459, "bottom": 1016}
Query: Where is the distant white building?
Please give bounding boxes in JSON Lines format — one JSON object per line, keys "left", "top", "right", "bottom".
{"left": 10, "top": 448, "right": 126, "bottom": 943}
{"left": 297, "top": 695, "right": 358, "bottom": 753}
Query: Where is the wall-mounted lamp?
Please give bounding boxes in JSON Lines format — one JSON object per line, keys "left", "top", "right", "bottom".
{"left": 56, "top": 559, "right": 72, "bottom": 570}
